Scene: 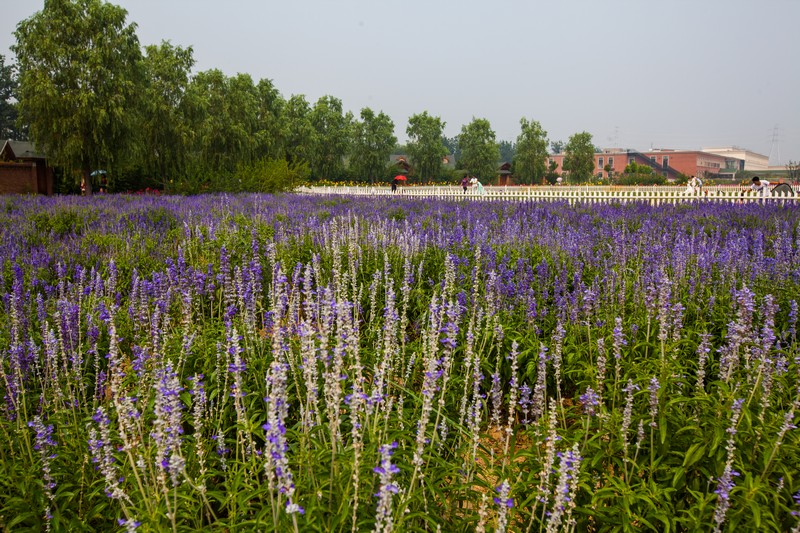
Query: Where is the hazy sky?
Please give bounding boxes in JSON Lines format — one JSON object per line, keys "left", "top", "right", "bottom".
{"left": 2, "top": 0, "right": 799, "bottom": 164}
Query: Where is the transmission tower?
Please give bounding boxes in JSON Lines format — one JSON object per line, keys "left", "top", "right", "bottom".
{"left": 768, "top": 125, "right": 781, "bottom": 166}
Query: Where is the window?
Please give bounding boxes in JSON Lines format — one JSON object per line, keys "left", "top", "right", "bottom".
{"left": 663, "top": 156, "right": 669, "bottom": 168}
{"left": 629, "top": 158, "right": 635, "bottom": 165}
{"left": 608, "top": 157, "right": 614, "bottom": 169}
{"left": 650, "top": 156, "right": 656, "bottom": 162}
{"left": 598, "top": 157, "right": 604, "bottom": 169}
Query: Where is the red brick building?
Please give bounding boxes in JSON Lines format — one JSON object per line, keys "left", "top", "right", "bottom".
{"left": 548, "top": 149, "right": 731, "bottom": 181}
{"left": 0, "top": 140, "right": 54, "bottom": 195}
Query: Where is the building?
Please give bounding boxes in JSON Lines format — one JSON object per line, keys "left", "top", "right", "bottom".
{"left": 0, "top": 140, "right": 54, "bottom": 195}
{"left": 701, "top": 146, "right": 769, "bottom": 175}
{"left": 547, "top": 148, "right": 733, "bottom": 181}
{"left": 497, "top": 162, "right": 513, "bottom": 185}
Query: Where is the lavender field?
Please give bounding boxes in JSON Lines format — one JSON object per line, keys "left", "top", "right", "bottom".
{"left": 1, "top": 193, "right": 799, "bottom": 532}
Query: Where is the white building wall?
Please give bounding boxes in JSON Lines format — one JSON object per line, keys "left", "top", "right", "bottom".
{"left": 701, "top": 147, "right": 769, "bottom": 170}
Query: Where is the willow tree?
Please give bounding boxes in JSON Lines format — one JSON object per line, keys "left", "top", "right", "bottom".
{"left": 13, "top": 0, "right": 143, "bottom": 194}
{"left": 310, "top": 95, "right": 353, "bottom": 181}
{"left": 140, "top": 41, "right": 195, "bottom": 190}
{"left": 282, "top": 95, "right": 315, "bottom": 168}
{"left": 351, "top": 108, "right": 396, "bottom": 184}
{"left": 183, "top": 70, "right": 260, "bottom": 175}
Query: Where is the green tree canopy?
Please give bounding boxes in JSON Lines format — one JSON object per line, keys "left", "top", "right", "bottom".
{"left": 406, "top": 111, "right": 448, "bottom": 181}
{"left": 442, "top": 135, "right": 460, "bottom": 161}
{"left": 282, "top": 94, "right": 315, "bottom": 167}
{"left": 458, "top": 117, "right": 500, "bottom": 181}
{"left": 562, "top": 131, "right": 595, "bottom": 183}
{"left": 0, "top": 54, "right": 21, "bottom": 140}
{"left": 351, "top": 107, "right": 397, "bottom": 184}
{"left": 254, "top": 78, "right": 285, "bottom": 161}
{"left": 498, "top": 140, "right": 515, "bottom": 164}
{"left": 183, "top": 69, "right": 259, "bottom": 173}
{"left": 513, "top": 118, "right": 549, "bottom": 185}
{"left": 13, "top": 0, "right": 143, "bottom": 193}
{"left": 623, "top": 161, "right": 653, "bottom": 175}
{"left": 309, "top": 95, "right": 352, "bottom": 181}
{"left": 139, "top": 41, "right": 195, "bottom": 188}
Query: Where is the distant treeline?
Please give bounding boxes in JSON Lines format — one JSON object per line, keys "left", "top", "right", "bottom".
{"left": 2, "top": 0, "right": 611, "bottom": 193}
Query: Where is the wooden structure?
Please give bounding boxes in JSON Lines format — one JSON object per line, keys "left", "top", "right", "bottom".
{"left": 497, "top": 162, "right": 513, "bottom": 186}
{"left": 0, "top": 140, "right": 54, "bottom": 195}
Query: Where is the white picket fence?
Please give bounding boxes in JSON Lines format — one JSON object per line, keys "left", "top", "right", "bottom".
{"left": 300, "top": 185, "right": 800, "bottom": 205}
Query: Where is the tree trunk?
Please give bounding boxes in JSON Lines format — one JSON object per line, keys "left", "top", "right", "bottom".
{"left": 83, "top": 169, "right": 93, "bottom": 195}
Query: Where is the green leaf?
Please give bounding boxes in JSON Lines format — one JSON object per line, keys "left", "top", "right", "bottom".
{"left": 748, "top": 498, "right": 761, "bottom": 528}
{"left": 682, "top": 443, "right": 705, "bottom": 467}
{"left": 671, "top": 466, "right": 686, "bottom": 489}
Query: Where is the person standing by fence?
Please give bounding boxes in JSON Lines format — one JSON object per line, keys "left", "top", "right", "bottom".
{"left": 685, "top": 175, "right": 702, "bottom": 195}
{"left": 751, "top": 176, "right": 770, "bottom": 197}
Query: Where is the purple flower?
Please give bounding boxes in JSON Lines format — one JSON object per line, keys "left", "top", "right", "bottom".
{"left": 373, "top": 442, "right": 401, "bottom": 532}
{"left": 791, "top": 490, "right": 800, "bottom": 517}
{"left": 648, "top": 377, "right": 660, "bottom": 427}
{"left": 29, "top": 415, "right": 57, "bottom": 528}
{"left": 713, "top": 397, "right": 745, "bottom": 532}
{"left": 546, "top": 444, "right": 582, "bottom": 531}
{"left": 263, "top": 361, "right": 302, "bottom": 515}
{"left": 88, "top": 407, "right": 128, "bottom": 501}
{"left": 118, "top": 518, "right": 142, "bottom": 532}
{"left": 612, "top": 317, "right": 627, "bottom": 359}
{"left": 518, "top": 383, "right": 532, "bottom": 424}
{"left": 713, "top": 467, "right": 740, "bottom": 529}
{"left": 580, "top": 387, "right": 600, "bottom": 417}
{"left": 151, "top": 364, "right": 185, "bottom": 487}
{"left": 494, "top": 479, "right": 514, "bottom": 533}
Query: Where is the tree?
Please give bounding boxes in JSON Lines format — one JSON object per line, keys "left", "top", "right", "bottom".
{"left": 351, "top": 108, "right": 396, "bottom": 184}
{"left": 787, "top": 160, "right": 800, "bottom": 182}
{"left": 550, "top": 140, "right": 565, "bottom": 154}
{"left": 13, "top": 0, "right": 144, "bottom": 194}
{"left": 183, "top": 70, "right": 259, "bottom": 174}
{"left": 562, "top": 131, "right": 595, "bottom": 183}
{"left": 618, "top": 162, "right": 665, "bottom": 185}
{"left": 498, "top": 140, "right": 515, "bottom": 163}
{"left": 603, "top": 164, "right": 613, "bottom": 183}
{"left": 544, "top": 159, "right": 559, "bottom": 184}
{"left": 139, "top": 41, "right": 195, "bottom": 189}
{"left": 254, "top": 78, "right": 285, "bottom": 161}
{"left": 282, "top": 94, "right": 315, "bottom": 168}
{"left": 458, "top": 117, "right": 500, "bottom": 181}
{"left": 513, "top": 118, "right": 549, "bottom": 185}
{"left": 442, "top": 135, "right": 460, "bottom": 161}
{"left": 623, "top": 161, "right": 652, "bottom": 175}
{"left": 309, "top": 95, "right": 352, "bottom": 181}
{"left": 0, "top": 54, "right": 21, "bottom": 140}
{"left": 406, "top": 111, "right": 448, "bottom": 181}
